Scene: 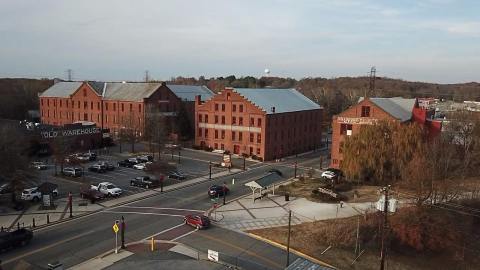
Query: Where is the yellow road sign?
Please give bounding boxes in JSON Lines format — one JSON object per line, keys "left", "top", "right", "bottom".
{"left": 112, "top": 223, "right": 119, "bottom": 233}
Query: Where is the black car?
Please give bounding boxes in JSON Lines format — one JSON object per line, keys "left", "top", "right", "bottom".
{"left": 118, "top": 159, "right": 134, "bottom": 168}
{"left": 88, "top": 164, "right": 106, "bottom": 173}
{"left": 208, "top": 185, "right": 229, "bottom": 198}
{"left": 130, "top": 176, "right": 159, "bottom": 189}
{"left": 0, "top": 228, "right": 33, "bottom": 252}
{"left": 168, "top": 171, "right": 186, "bottom": 180}
{"left": 0, "top": 183, "right": 13, "bottom": 195}
{"left": 137, "top": 155, "right": 154, "bottom": 162}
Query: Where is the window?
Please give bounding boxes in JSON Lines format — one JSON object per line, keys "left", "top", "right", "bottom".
{"left": 232, "top": 131, "right": 236, "bottom": 140}
{"left": 239, "top": 105, "right": 244, "bottom": 112}
{"left": 66, "top": 100, "right": 69, "bottom": 108}
{"left": 198, "top": 128, "right": 202, "bottom": 137}
{"left": 121, "top": 103, "right": 124, "bottom": 112}
{"left": 130, "top": 104, "right": 133, "bottom": 112}
{"left": 215, "top": 103, "right": 219, "bottom": 111}
{"left": 257, "top": 134, "right": 261, "bottom": 143}
{"left": 77, "top": 101, "right": 80, "bottom": 109}
{"left": 84, "top": 113, "right": 88, "bottom": 121}
{"left": 205, "top": 115, "right": 209, "bottom": 123}
{"left": 205, "top": 129, "right": 208, "bottom": 138}
{"left": 215, "top": 130, "right": 218, "bottom": 139}
{"left": 221, "top": 116, "right": 225, "bottom": 124}
{"left": 361, "top": 106, "right": 370, "bottom": 117}
{"left": 41, "top": 99, "right": 44, "bottom": 106}
{"left": 333, "top": 159, "right": 338, "bottom": 165}
{"left": 239, "top": 117, "right": 243, "bottom": 125}
{"left": 221, "top": 104, "right": 225, "bottom": 112}
{"left": 90, "top": 102, "right": 93, "bottom": 110}
{"left": 227, "top": 93, "right": 231, "bottom": 100}
{"left": 256, "top": 148, "right": 260, "bottom": 155}
{"left": 221, "top": 130, "right": 225, "bottom": 139}
{"left": 215, "top": 115, "right": 219, "bottom": 124}
{"left": 250, "top": 133, "right": 254, "bottom": 143}
{"left": 233, "top": 104, "right": 236, "bottom": 112}
{"left": 250, "top": 118, "right": 254, "bottom": 126}
{"left": 221, "top": 144, "right": 225, "bottom": 150}
{"left": 340, "top": 124, "right": 353, "bottom": 135}
{"left": 97, "top": 114, "right": 100, "bottom": 122}
{"left": 47, "top": 99, "right": 50, "bottom": 107}
{"left": 239, "top": 132, "right": 243, "bottom": 141}
{"left": 138, "top": 104, "right": 141, "bottom": 113}
{"left": 199, "top": 114, "right": 203, "bottom": 122}
{"left": 105, "top": 115, "right": 108, "bottom": 123}
{"left": 249, "top": 147, "right": 253, "bottom": 155}
{"left": 84, "top": 101, "right": 87, "bottom": 109}
{"left": 60, "top": 100, "right": 62, "bottom": 107}
{"left": 232, "top": 117, "right": 236, "bottom": 125}
{"left": 257, "top": 118, "right": 262, "bottom": 127}
{"left": 105, "top": 103, "right": 109, "bottom": 111}
{"left": 113, "top": 103, "right": 116, "bottom": 111}
{"left": 214, "top": 143, "right": 218, "bottom": 149}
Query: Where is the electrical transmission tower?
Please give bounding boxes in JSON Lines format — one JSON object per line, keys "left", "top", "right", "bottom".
{"left": 368, "top": 66, "right": 376, "bottom": 97}
{"left": 66, "top": 69, "right": 73, "bottom": 81}
{"left": 145, "top": 70, "right": 150, "bottom": 82}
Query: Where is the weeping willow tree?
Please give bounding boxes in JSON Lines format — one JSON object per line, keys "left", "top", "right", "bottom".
{"left": 341, "top": 120, "right": 425, "bottom": 185}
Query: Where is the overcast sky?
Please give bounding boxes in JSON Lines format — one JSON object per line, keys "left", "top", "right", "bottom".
{"left": 1, "top": 0, "right": 479, "bottom": 83}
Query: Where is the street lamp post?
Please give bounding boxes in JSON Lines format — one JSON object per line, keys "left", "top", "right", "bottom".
{"left": 209, "top": 162, "right": 212, "bottom": 180}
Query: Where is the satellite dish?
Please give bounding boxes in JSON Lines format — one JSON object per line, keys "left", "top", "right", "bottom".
{"left": 264, "top": 68, "right": 270, "bottom": 75}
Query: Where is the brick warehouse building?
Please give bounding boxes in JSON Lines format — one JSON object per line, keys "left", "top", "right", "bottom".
{"left": 194, "top": 87, "right": 323, "bottom": 161}
{"left": 330, "top": 97, "right": 442, "bottom": 168}
{"left": 39, "top": 81, "right": 213, "bottom": 137}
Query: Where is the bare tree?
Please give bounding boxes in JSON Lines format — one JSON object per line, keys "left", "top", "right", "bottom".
{"left": 145, "top": 104, "right": 169, "bottom": 159}
{"left": 119, "top": 114, "right": 141, "bottom": 153}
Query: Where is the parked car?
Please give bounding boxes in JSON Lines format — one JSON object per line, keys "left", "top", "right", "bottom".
{"left": 184, "top": 215, "right": 210, "bottom": 229}
{"left": 133, "top": 162, "right": 152, "bottom": 170}
{"left": 208, "top": 185, "right": 229, "bottom": 198}
{"left": 136, "top": 155, "right": 153, "bottom": 162}
{"left": 130, "top": 176, "right": 159, "bottom": 189}
{"left": 63, "top": 167, "right": 83, "bottom": 177}
{"left": 117, "top": 159, "right": 134, "bottom": 168}
{"left": 91, "top": 182, "right": 122, "bottom": 197}
{"left": 80, "top": 187, "right": 105, "bottom": 202}
{"left": 98, "top": 161, "right": 115, "bottom": 171}
{"left": 0, "top": 228, "right": 33, "bottom": 252}
{"left": 168, "top": 170, "right": 186, "bottom": 180}
{"left": 30, "top": 161, "right": 48, "bottom": 170}
{"left": 0, "top": 183, "right": 13, "bottom": 195}
{"left": 84, "top": 152, "right": 97, "bottom": 161}
{"left": 88, "top": 164, "right": 106, "bottom": 173}
{"left": 75, "top": 154, "right": 90, "bottom": 162}
{"left": 128, "top": 158, "right": 140, "bottom": 164}
{"left": 21, "top": 187, "right": 58, "bottom": 202}
{"left": 321, "top": 168, "right": 343, "bottom": 180}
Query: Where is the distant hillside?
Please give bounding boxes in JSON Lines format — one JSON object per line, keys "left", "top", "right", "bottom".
{"left": 0, "top": 78, "right": 53, "bottom": 120}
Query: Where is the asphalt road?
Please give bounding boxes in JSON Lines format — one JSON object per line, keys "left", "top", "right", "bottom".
{"left": 1, "top": 151, "right": 315, "bottom": 270}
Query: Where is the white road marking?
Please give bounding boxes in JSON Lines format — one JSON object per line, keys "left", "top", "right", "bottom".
{"left": 143, "top": 223, "right": 185, "bottom": 240}
{"left": 170, "top": 228, "right": 198, "bottom": 241}
{"left": 117, "top": 206, "right": 203, "bottom": 212}
{"left": 103, "top": 210, "right": 185, "bottom": 218}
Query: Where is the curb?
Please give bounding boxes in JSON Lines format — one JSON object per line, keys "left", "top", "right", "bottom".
{"left": 247, "top": 233, "right": 337, "bottom": 270}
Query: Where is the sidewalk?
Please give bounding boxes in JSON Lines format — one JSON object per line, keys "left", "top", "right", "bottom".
{"left": 213, "top": 192, "right": 375, "bottom": 231}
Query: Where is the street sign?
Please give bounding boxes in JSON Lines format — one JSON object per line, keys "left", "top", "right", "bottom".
{"left": 207, "top": 249, "right": 219, "bottom": 262}
{"left": 113, "top": 223, "right": 119, "bottom": 233}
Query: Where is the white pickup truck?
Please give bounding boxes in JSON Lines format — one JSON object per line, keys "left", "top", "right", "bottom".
{"left": 91, "top": 182, "right": 122, "bottom": 197}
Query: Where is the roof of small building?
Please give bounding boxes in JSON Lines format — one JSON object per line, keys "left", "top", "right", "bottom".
{"left": 39, "top": 81, "right": 83, "bottom": 97}
{"left": 245, "top": 172, "right": 283, "bottom": 189}
{"left": 103, "top": 82, "right": 162, "bottom": 101}
{"left": 359, "top": 97, "right": 417, "bottom": 122}
{"left": 166, "top": 84, "right": 214, "bottom": 101}
{"left": 233, "top": 88, "right": 321, "bottom": 114}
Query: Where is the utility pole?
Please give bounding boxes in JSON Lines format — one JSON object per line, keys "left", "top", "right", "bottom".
{"left": 294, "top": 162, "right": 297, "bottom": 178}
{"left": 243, "top": 156, "right": 246, "bottom": 171}
{"left": 145, "top": 70, "right": 150, "bottom": 82}
{"left": 286, "top": 210, "right": 292, "bottom": 267}
{"left": 121, "top": 216, "right": 126, "bottom": 249}
{"left": 68, "top": 192, "right": 73, "bottom": 218}
{"left": 380, "top": 186, "right": 389, "bottom": 270}
{"left": 209, "top": 162, "right": 212, "bottom": 180}
{"left": 320, "top": 155, "right": 323, "bottom": 170}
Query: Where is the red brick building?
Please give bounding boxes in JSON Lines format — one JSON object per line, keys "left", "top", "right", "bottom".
{"left": 330, "top": 97, "right": 442, "bottom": 168}
{"left": 195, "top": 87, "right": 323, "bottom": 161}
{"left": 39, "top": 81, "right": 213, "bottom": 137}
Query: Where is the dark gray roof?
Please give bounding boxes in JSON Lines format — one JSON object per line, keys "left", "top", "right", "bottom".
{"left": 39, "top": 81, "right": 83, "bottom": 97}
{"left": 234, "top": 88, "right": 321, "bottom": 114}
{"left": 245, "top": 172, "right": 283, "bottom": 189}
{"left": 103, "top": 82, "right": 162, "bottom": 102}
{"left": 359, "top": 97, "right": 416, "bottom": 122}
{"left": 166, "top": 84, "right": 214, "bottom": 101}
{"left": 87, "top": 81, "right": 105, "bottom": 95}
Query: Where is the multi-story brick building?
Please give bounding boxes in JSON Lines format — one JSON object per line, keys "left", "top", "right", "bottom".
{"left": 194, "top": 87, "right": 323, "bottom": 161}
{"left": 330, "top": 97, "right": 442, "bottom": 168}
{"left": 39, "top": 81, "right": 213, "bottom": 137}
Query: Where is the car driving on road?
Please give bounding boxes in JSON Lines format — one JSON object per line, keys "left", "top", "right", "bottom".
{"left": 0, "top": 228, "right": 33, "bottom": 252}
{"left": 130, "top": 176, "right": 159, "bottom": 189}
{"left": 208, "top": 185, "right": 229, "bottom": 198}
{"left": 184, "top": 215, "right": 210, "bottom": 229}
{"left": 98, "top": 161, "right": 115, "bottom": 171}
